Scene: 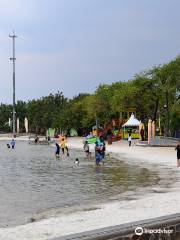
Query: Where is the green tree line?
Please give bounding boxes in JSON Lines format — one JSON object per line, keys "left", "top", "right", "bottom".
{"left": 0, "top": 56, "right": 179, "bottom": 136}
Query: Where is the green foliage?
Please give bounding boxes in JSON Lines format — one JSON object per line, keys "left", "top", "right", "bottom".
{"left": 0, "top": 56, "right": 179, "bottom": 136}
{"left": 0, "top": 104, "right": 12, "bottom": 132}
{"left": 170, "top": 99, "right": 180, "bottom": 133}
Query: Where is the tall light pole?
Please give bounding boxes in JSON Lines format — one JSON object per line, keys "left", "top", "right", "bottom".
{"left": 9, "top": 31, "right": 17, "bottom": 135}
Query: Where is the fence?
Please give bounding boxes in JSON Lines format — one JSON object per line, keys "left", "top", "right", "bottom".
{"left": 53, "top": 213, "right": 180, "bottom": 240}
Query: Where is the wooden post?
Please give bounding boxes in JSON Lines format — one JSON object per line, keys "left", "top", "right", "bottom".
{"left": 152, "top": 121, "right": 156, "bottom": 139}
{"left": 24, "top": 117, "right": 28, "bottom": 133}
{"left": 17, "top": 118, "right": 19, "bottom": 133}
{"left": 148, "top": 119, "right": 152, "bottom": 144}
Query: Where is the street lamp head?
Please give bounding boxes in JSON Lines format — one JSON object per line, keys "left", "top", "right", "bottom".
{"left": 9, "top": 31, "right": 17, "bottom": 38}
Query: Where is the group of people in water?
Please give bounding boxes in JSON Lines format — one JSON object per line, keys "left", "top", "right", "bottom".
{"left": 83, "top": 136, "right": 106, "bottom": 166}
{"left": 55, "top": 134, "right": 106, "bottom": 166}
{"left": 5, "top": 133, "right": 180, "bottom": 168}
{"left": 55, "top": 134, "right": 180, "bottom": 168}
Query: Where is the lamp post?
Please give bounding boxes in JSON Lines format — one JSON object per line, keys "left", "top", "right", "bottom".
{"left": 157, "top": 110, "right": 162, "bottom": 136}
{"left": 163, "top": 104, "right": 169, "bottom": 137}
{"left": 9, "top": 31, "right": 17, "bottom": 135}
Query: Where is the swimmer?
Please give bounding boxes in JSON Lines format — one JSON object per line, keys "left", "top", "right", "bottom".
{"left": 74, "top": 158, "right": 79, "bottom": 164}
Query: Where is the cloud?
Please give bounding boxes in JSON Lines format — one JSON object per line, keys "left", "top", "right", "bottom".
{"left": 0, "top": 0, "right": 180, "bottom": 103}
{"left": 0, "top": 0, "right": 33, "bottom": 22}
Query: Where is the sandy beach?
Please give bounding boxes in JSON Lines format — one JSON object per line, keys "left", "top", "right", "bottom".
{"left": 0, "top": 136, "right": 179, "bottom": 240}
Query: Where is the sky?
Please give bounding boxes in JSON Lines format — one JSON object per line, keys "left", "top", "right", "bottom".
{"left": 0, "top": 0, "right": 180, "bottom": 103}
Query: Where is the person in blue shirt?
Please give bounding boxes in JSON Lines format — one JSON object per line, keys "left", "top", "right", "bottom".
{"left": 10, "top": 139, "right": 16, "bottom": 149}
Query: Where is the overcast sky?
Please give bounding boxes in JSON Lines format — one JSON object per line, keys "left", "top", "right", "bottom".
{"left": 0, "top": 0, "right": 180, "bottom": 103}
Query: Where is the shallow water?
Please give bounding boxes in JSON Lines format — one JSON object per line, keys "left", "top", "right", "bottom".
{"left": 0, "top": 141, "right": 161, "bottom": 227}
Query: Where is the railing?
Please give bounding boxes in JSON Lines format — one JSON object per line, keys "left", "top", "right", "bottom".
{"left": 150, "top": 137, "right": 178, "bottom": 147}
{"left": 53, "top": 213, "right": 180, "bottom": 240}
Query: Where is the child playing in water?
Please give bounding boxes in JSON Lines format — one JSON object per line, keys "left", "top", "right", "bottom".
{"left": 55, "top": 143, "right": 60, "bottom": 157}
{"left": 10, "top": 139, "right": 16, "bottom": 149}
{"left": 83, "top": 141, "right": 91, "bottom": 159}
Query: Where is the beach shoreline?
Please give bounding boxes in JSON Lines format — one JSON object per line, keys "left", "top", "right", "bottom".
{"left": 0, "top": 136, "right": 179, "bottom": 240}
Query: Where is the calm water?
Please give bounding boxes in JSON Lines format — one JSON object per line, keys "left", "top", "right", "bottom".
{"left": 0, "top": 141, "right": 160, "bottom": 227}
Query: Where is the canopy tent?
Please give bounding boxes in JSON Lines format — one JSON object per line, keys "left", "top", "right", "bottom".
{"left": 122, "top": 113, "right": 141, "bottom": 127}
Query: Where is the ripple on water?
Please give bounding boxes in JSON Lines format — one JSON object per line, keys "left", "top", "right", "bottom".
{"left": 0, "top": 141, "right": 162, "bottom": 227}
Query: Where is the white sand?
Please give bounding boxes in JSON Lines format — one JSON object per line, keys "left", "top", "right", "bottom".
{"left": 0, "top": 136, "right": 179, "bottom": 240}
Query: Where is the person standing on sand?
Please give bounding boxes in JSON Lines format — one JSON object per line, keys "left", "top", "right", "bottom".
{"left": 128, "top": 135, "right": 132, "bottom": 146}
{"left": 175, "top": 141, "right": 180, "bottom": 167}
{"left": 140, "top": 128, "right": 144, "bottom": 141}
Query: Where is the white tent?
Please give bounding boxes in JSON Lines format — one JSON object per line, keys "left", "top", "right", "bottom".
{"left": 122, "top": 113, "right": 141, "bottom": 127}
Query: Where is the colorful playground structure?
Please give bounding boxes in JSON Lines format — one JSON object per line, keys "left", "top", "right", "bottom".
{"left": 87, "top": 112, "right": 144, "bottom": 144}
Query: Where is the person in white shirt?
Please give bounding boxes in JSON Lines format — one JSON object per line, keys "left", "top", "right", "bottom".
{"left": 128, "top": 135, "right": 132, "bottom": 146}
